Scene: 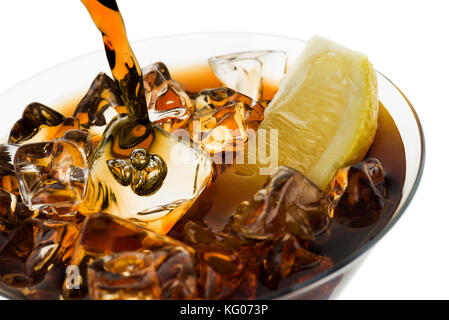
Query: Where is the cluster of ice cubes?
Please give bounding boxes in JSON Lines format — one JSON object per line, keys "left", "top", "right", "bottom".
{"left": 0, "top": 50, "right": 389, "bottom": 299}
{"left": 0, "top": 50, "right": 288, "bottom": 224}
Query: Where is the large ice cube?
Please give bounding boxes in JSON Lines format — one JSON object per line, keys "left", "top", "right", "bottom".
{"left": 330, "top": 158, "right": 387, "bottom": 228}
{"left": 189, "top": 87, "right": 265, "bottom": 155}
{"left": 143, "top": 62, "right": 193, "bottom": 132}
{"left": 209, "top": 50, "right": 287, "bottom": 101}
{"left": 229, "top": 166, "right": 331, "bottom": 241}
{"left": 78, "top": 118, "right": 213, "bottom": 234}
{"left": 9, "top": 103, "right": 80, "bottom": 144}
{"left": 13, "top": 140, "right": 89, "bottom": 214}
{"left": 62, "top": 213, "right": 194, "bottom": 299}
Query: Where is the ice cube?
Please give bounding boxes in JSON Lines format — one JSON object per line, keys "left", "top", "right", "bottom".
{"left": 78, "top": 122, "right": 213, "bottom": 235}
{"left": 330, "top": 158, "right": 387, "bottom": 228}
{"left": 0, "top": 218, "right": 79, "bottom": 299}
{"left": 0, "top": 182, "right": 36, "bottom": 237}
{"left": 88, "top": 251, "right": 161, "bottom": 300}
{"left": 189, "top": 87, "right": 265, "bottom": 155}
{"left": 182, "top": 221, "right": 257, "bottom": 299}
{"left": 9, "top": 103, "right": 80, "bottom": 144}
{"left": 152, "top": 245, "right": 196, "bottom": 299}
{"left": 209, "top": 50, "right": 287, "bottom": 101}
{"left": 88, "top": 245, "right": 196, "bottom": 300}
{"left": 62, "top": 129, "right": 93, "bottom": 159}
{"left": 73, "top": 72, "right": 125, "bottom": 142}
{"left": 183, "top": 221, "right": 248, "bottom": 251}
{"left": 229, "top": 166, "right": 331, "bottom": 241}
{"left": 143, "top": 62, "right": 193, "bottom": 132}
{"left": 255, "top": 233, "right": 333, "bottom": 290}
{"left": 196, "top": 246, "right": 257, "bottom": 299}
{"left": 13, "top": 140, "right": 88, "bottom": 215}
{"left": 62, "top": 213, "right": 194, "bottom": 299}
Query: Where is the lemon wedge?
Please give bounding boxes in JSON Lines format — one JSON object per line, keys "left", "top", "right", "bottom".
{"left": 241, "top": 36, "right": 378, "bottom": 190}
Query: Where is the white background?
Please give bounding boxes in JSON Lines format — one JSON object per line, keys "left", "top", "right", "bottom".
{"left": 0, "top": 0, "right": 447, "bottom": 300}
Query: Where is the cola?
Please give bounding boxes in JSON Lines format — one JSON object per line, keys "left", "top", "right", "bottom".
{"left": 0, "top": 0, "right": 407, "bottom": 300}
{"left": 0, "top": 62, "right": 405, "bottom": 300}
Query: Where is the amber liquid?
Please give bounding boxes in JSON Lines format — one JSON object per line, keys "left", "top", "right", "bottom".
{"left": 168, "top": 64, "right": 406, "bottom": 297}
{"left": 63, "top": 64, "right": 406, "bottom": 239}
{"left": 62, "top": 64, "right": 406, "bottom": 257}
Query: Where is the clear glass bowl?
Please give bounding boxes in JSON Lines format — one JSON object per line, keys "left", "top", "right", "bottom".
{"left": 0, "top": 32, "right": 425, "bottom": 300}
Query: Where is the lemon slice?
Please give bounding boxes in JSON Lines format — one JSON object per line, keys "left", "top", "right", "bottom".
{"left": 241, "top": 36, "right": 378, "bottom": 190}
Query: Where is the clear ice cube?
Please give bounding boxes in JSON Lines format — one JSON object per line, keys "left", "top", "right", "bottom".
{"left": 209, "top": 50, "right": 287, "bottom": 101}
{"left": 189, "top": 87, "right": 265, "bottom": 155}
{"left": 143, "top": 62, "right": 193, "bottom": 132}
{"left": 78, "top": 123, "right": 213, "bottom": 235}
{"left": 13, "top": 140, "right": 89, "bottom": 213}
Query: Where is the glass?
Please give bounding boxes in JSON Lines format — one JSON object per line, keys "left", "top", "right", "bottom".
{"left": 0, "top": 33, "right": 425, "bottom": 299}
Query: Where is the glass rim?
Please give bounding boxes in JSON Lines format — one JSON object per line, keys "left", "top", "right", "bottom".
{"left": 0, "top": 32, "right": 426, "bottom": 300}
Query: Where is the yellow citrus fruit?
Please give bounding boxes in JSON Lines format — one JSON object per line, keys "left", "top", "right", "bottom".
{"left": 241, "top": 36, "right": 378, "bottom": 190}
